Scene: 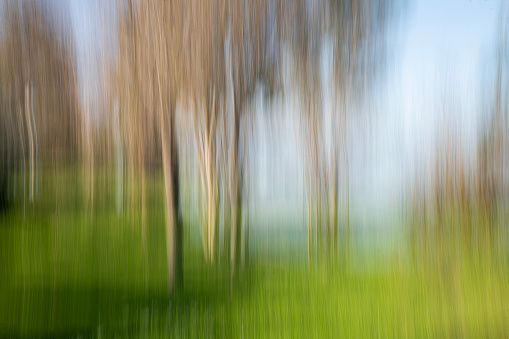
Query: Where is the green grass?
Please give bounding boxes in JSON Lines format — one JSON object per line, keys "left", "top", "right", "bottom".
{"left": 1, "top": 167, "right": 509, "bottom": 337}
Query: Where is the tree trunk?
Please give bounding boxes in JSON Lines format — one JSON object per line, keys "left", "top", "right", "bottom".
{"left": 230, "top": 109, "right": 242, "bottom": 282}
{"left": 330, "top": 175, "right": 338, "bottom": 258}
{"left": 88, "top": 125, "right": 94, "bottom": 215}
{"left": 160, "top": 106, "right": 182, "bottom": 293}
{"left": 205, "top": 142, "right": 215, "bottom": 261}
{"left": 220, "top": 99, "right": 230, "bottom": 263}
{"left": 329, "top": 100, "right": 338, "bottom": 259}
{"left": 191, "top": 98, "right": 211, "bottom": 262}
{"left": 113, "top": 100, "right": 123, "bottom": 214}
{"left": 18, "top": 106, "right": 25, "bottom": 214}
{"left": 243, "top": 204, "right": 250, "bottom": 267}
{"left": 30, "top": 84, "right": 38, "bottom": 200}
{"left": 139, "top": 141, "right": 146, "bottom": 241}
{"left": 204, "top": 94, "right": 218, "bottom": 262}
{"left": 24, "top": 84, "right": 34, "bottom": 203}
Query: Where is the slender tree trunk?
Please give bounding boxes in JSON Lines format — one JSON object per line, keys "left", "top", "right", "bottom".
{"left": 329, "top": 100, "right": 338, "bottom": 259}
{"left": 220, "top": 106, "right": 230, "bottom": 263}
{"left": 0, "top": 110, "right": 7, "bottom": 208}
{"left": 5, "top": 105, "right": 14, "bottom": 203}
{"left": 243, "top": 201, "right": 250, "bottom": 267}
{"left": 81, "top": 97, "right": 94, "bottom": 215}
{"left": 308, "top": 197, "right": 312, "bottom": 262}
{"left": 331, "top": 166, "right": 338, "bottom": 258}
{"left": 128, "top": 145, "right": 136, "bottom": 217}
{"left": 222, "top": 201, "right": 231, "bottom": 263}
{"left": 308, "top": 99, "right": 321, "bottom": 258}
{"left": 205, "top": 94, "right": 218, "bottom": 262}
{"left": 344, "top": 148, "right": 350, "bottom": 258}
{"left": 160, "top": 104, "right": 182, "bottom": 293}
{"left": 24, "top": 84, "right": 34, "bottom": 203}
{"left": 305, "top": 151, "right": 313, "bottom": 262}
{"left": 30, "top": 84, "right": 38, "bottom": 199}
{"left": 88, "top": 125, "right": 94, "bottom": 215}
{"left": 191, "top": 98, "right": 210, "bottom": 262}
{"left": 113, "top": 100, "right": 123, "bottom": 214}
{"left": 230, "top": 109, "right": 241, "bottom": 282}
{"left": 206, "top": 144, "right": 214, "bottom": 260}
{"left": 18, "top": 106, "right": 26, "bottom": 214}
{"left": 139, "top": 141, "right": 146, "bottom": 240}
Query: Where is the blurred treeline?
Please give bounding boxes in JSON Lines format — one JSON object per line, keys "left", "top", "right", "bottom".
{"left": 409, "top": 4, "right": 509, "bottom": 267}
{"left": 0, "top": 1, "right": 79, "bottom": 205}
{"left": 0, "top": 0, "right": 507, "bottom": 294}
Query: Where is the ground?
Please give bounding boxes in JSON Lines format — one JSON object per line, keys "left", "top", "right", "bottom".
{"left": 0, "top": 168, "right": 508, "bottom": 337}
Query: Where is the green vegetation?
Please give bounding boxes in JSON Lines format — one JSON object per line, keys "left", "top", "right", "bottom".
{"left": 1, "top": 169, "right": 508, "bottom": 338}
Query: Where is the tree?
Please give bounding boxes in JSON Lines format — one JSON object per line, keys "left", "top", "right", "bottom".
{"left": 226, "top": 0, "right": 284, "bottom": 276}
{"left": 115, "top": 0, "right": 188, "bottom": 292}
{"left": 111, "top": 0, "right": 400, "bottom": 289}
{"left": 184, "top": 0, "right": 227, "bottom": 263}
{"left": 0, "top": 0, "right": 79, "bottom": 207}
{"left": 283, "top": 0, "right": 399, "bottom": 260}
{"left": 476, "top": 1, "right": 509, "bottom": 234}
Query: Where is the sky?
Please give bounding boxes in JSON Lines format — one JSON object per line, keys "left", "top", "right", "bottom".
{"left": 351, "top": 0, "right": 503, "bottom": 226}
{"left": 67, "top": 0, "right": 116, "bottom": 123}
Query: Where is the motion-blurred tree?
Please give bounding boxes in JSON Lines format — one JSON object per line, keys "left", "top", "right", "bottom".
{"left": 115, "top": 0, "right": 188, "bottom": 292}
{"left": 110, "top": 0, "right": 401, "bottom": 290}
{"left": 284, "top": 0, "right": 399, "bottom": 260}
{"left": 226, "top": 0, "right": 285, "bottom": 276}
{"left": 0, "top": 0, "right": 79, "bottom": 207}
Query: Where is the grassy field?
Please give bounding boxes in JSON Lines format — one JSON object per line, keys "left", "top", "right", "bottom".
{"left": 1, "top": 168, "right": 509, "bottom": 337}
